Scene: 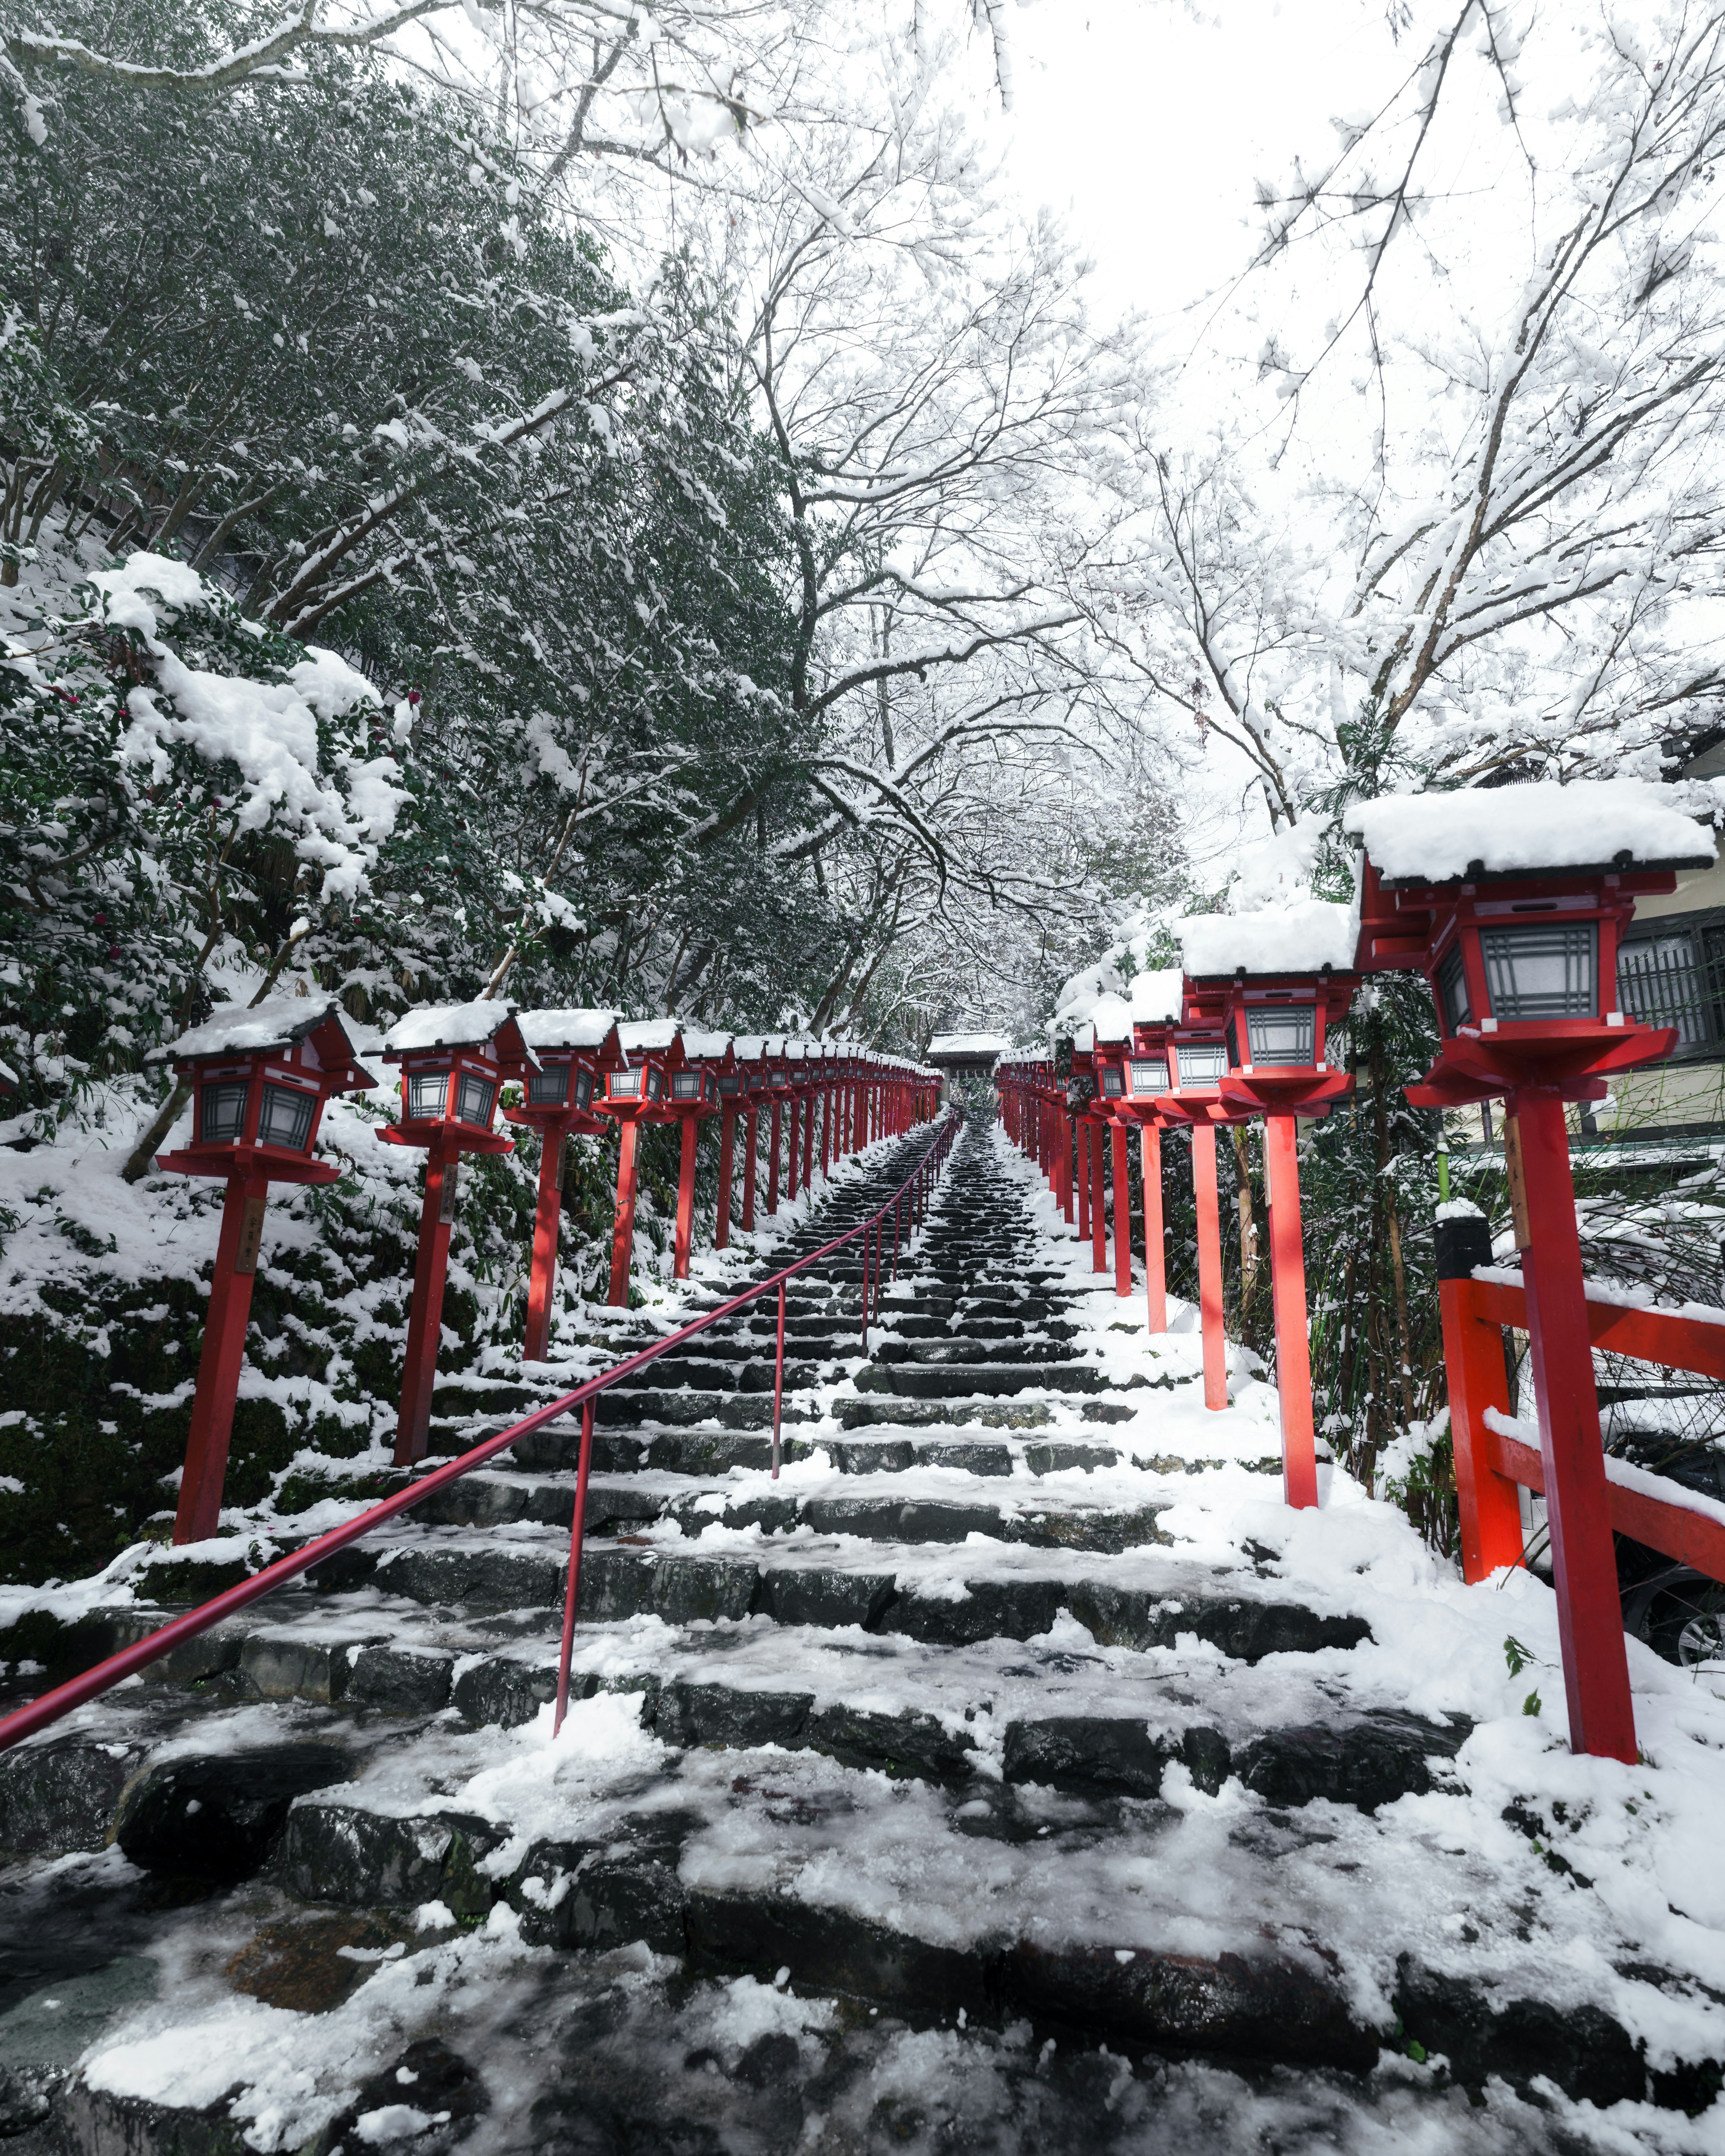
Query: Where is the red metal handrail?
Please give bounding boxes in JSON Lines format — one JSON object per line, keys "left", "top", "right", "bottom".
{"left": 0, "top": 1111, "right": 960, "bottom": 1754}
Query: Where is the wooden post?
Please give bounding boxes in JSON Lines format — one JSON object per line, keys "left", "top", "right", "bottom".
{"left": 1077, "top": 1122, "right": 1091, "bottom": 1242}
{"left": 1513, "top": 1087, "right": 1637, "bottom": 1762}
{"left": 1140, "top": 1122, "right": 1166, "bottom": 1333}
{"left": 1111, "top": 1119, "right": 1132, "bottom": 1297}
{"left": 673, "top": 1112, "right": 699, "bottom": 1279}
{"left": 1435, "top": 1209, "right": 1525, "bottom": 1582}
{"left": 174, "top": 1169, "right": 269, "bottom": 1541}
{"left": 787, "top": 1096, "right": 802, "bottom": 1201}
{"left": 1262, "top": 1112, "right": 1318, "bottom": 1509}
{"left": 606, "top": 1116, "right": 641, "bottom": 1309}
{"left": 821, "top": 1086, "right": 832, "bottom": 1179}
{"left": 803, "top": 1089, "right": 816, "bottom": 1190}
{"left": 1061, "top": 1111, "right": 1074, "bottom": 1225}
{"left": 715, "top": 1102, "right": 737, "bottom": 1250}
{"left": 1090, "top": 1119, "right": 1107, "bottom": 1274}
{"left": 1192, "top": 1122, "right": 1228, "bottom": 1411}
{"left": 742, "top": 1105, "right": 758, "bottom": 1230}
{"left": 396, "top": 1132, "right": 459, "bottom": 1464}
{"left": 523, "top": 1118, "right": 570, "bottom": 1363}
{"left": 768, "top": 1099, "right": 783, "bottom": 1215}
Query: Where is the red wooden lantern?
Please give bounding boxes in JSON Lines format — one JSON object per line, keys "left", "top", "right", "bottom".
{"left": 1068, "top": 1024, "right": 1112, "bottom": 1274}
{"left": 1180, "top": 905, "right": 1359, "bottom": 1508}
{"left": 713, "top": 1053, "right": 748, "bottom": 1249}
{"left": 154, "top": 996, "right": 376, "bottom": 1541}
{"left": 759, "top": 1036, "right": 792, "bottom": 1214}
{"left": 594, "top": 1020, "right": 683, "bottom": 1307}
{"left": 730, "top": 1036, "right": 770, "bottom": 1231}
{"left": 1348, "top": 781, "right": 1714, "bottom": 1761}
{"left": 783, "top": 1039, "right": 811, "bottom": 1202}
{"left": 504, "top": 1011, "right": 620, "bottom": 1361}
{"left": 1097, "top": 971, "right": 1184, "bottom": 1334}
{"left": 668, "top": 1029, "right": 731, "bottom": 1279}
{"left": 378, "top": 1000, "right": 530, "bottom": 1464}
{"left": 1088, "top": 997, "right": 1139, "bottom": 1301}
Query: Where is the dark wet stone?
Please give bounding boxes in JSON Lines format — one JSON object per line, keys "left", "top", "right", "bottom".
{"left": 1239, "top": 1713, "right": 1469, "bottom": 1814}
{"left": 578, "top": 1549, "right": 662, "bottom": 1623}
{"left": 451, "top": 1655, "right": 557, "bottom": 1730}
{"left": 882, "top": 1579, "right": 1064, "bottom": 1647}
{"left": 0, "top": 1956, "right": 158, "bottom": 2135}
{"left": 319, "top": 2036, "right": 487, "bottom": 2152}
{"left": 346, "top": 1644, "right": 455, "bottom": 1716}
{"left": 807, "top": 1705, "right": 976, "bottom": 1785}
{"left": 508, "top": 1820, "right": 694, "bottom": 1954}
{"left": 115, "top": 1744, "right": 354, "bottom": 1880}
{"left": 758, "top": 1568, "right": 897, "bottom": 1631}
{"left": 277, "top": 1802, "right": 504, "bottom": 1915}
{"left": 224, "top": 1912, "right": 415, "bottom": 2013}
{"left": 998, "top": 1940, "right": 1378, "bottom": 2070}
{"left": 1395, "top": 1956, "right": 1648, "bottom": 2106}
{"left": 653, "top": 1557, "right": 761, "bottom": 1626}
{"left": 0, "top": 1737, "right": 148, "bottom": 1857}
{"left": 1001, "top": 1718, "right": 1173, "bottom": 1800}
{"left": 1023, "top": 1443, "right": 1120, "bottom": 1474}
{"left": 1004, "top": 1507, "right": 1169, "bottom": 1555}
{"left": 801, "top": 1497, "right": 1003, "bottom": 1544}
{"left": 1067, "top": 1582, "right": 1371, "bottom": 1662}
{"left": 686, "top": 1890, "right": 989, "bottom": 2020}
{"left": 829, "top": 1441, "right": 916, "bottom": 1475}
{"left": 239, "top": 1629, "right": 376, "bottom": 1705}
{"left": 913, "top": 1444, "right": 1010, "bottom": 1478}
{"left": 656, "top": 1681, "right": 812, "bottom": 1750}
{"left": 378, "top": 1545, "right": 562, "bottom": 1612}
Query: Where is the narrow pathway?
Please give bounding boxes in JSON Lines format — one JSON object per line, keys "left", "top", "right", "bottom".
{"left": 2, "top": 1122, "right": 1724, "bottom": 2153}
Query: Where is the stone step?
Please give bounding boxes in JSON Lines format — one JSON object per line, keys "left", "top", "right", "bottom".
{"left": 854, "top": 1361, "right": 1114, "bottom": 1398}
{"left": 304, "top": 1536, "right": 1373, "bottom": 1659}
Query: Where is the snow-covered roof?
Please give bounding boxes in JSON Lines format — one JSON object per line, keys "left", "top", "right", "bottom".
{"left": 1087, "top": 996, "right": 1133, "bottom": 1046}
{"left": 927, "top": 1031, "right": 1009, "bottom": 1060}
{"left": 1129, "top": 970, "right": 1184, "bottom": 1025}
{"left": 616, "top": 1019, "right": 680, "bottom": 1057}
{"left": 382, "top": 999, "right": 519, "bottom": 1055}
{"left": 731, "top": 1036, "right": 768, "bottom": 1060}
{"left": 165, "top": 995, "right": 365, "bottom": 1063}
{"left": 516, "top": 1008, "right": 619, "bottom": 1052}
{"left": 681, "top": 1028, "right": 733, "bottom": 1061}
{"left": 1178, "top": 900, "right": 1359, "bottom": 979}
{"left": 1344, "top": 780, "right": 1716, "bottom": 884}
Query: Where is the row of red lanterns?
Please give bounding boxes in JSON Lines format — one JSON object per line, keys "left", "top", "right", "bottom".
{"left": 153, "top": 1002, "right": 938, "bottom": 1544}
{"left": 997, "top": 782, "right": 1717, "bottom": 1766}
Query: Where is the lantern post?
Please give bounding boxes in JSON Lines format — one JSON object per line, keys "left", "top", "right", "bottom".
{"left": 151, "top": 998, "right": 376, "bottom": 1540}
{"left": 593, "top": 1020, "right": 682, "bottom": 1306}
{"left": 1177, "top": 910, "right": 1360, "bottom": 1511}
{"left": 377, "top": 1001, "right": 531, "bottom": 1466}
{"left": 504, "top": 1012, "right": 619, "bottom": 1361}
{"left": 1143, "top": 1019, "right": 1243, "bottom": 1411}
{"left": 714, "top": 1060, "right": 745, "bottom": 1250}
{"left": 1088, "top": 997, "right": 1142, "bottom": 1299}
{"left": 1349, "top": 782, "right": 1713, "bottom": 1762}
{"left": 668, "top": 1030, "right": 731, "bottom": 1277}
{"left": 1097, "top": 971, "right": 1184, "bottom": 1333}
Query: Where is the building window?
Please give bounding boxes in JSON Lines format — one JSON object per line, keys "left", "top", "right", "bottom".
{"left": 1618, "top": 925, "right": 1725, "bottom": 1052}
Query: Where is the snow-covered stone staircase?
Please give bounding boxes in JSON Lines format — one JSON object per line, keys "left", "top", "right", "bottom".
{"left": 5, "top": 1122, "right": 1725, "bottom": 2153}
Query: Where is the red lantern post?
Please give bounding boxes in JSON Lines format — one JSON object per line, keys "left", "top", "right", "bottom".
{"left": 1179, "top": 910, "right": 1360, "bottom": 1512}
{"left": 1144, "top": 1021, "right": 1244, "bottom": 1412}
{"left": 668, "top": 1030, "right": 731, "bottom": 1277}
{"left": 1096, "top": 971, "right": 1184, "bottom": 1333}
{"left": 504, "top": 1012, "right": 619, "bottom": 1361}
{"left": 1349, "top": 782, "right": 1713, "bottom": 1761}
{"left": 153, "top": 998, "right": 376, "bottom": 1540}
{"left": 378, "top": 1002, "right": 531, "bottom": 1465}
{"left": 595, "top": 1020, "right": 682, "bottom": 1306}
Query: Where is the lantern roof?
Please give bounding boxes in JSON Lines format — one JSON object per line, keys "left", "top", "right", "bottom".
{"left": 1088, "top": 997, "right": 1133, "bottom": 1047}
{"left": 616, "top": 1019, "right": 681, "bottom": 1058}
{"left": 382, "top": 998, "right": 529, "bottom": 1060}
{"left": 161, "top": 994, "right": 376, "bottom": 1086}
{"left": 1129, "top": 970, "right": 1184, "bottom": 1024}
{"left": 927, "top": 1032, "right": 1009, "bottom": 1064}
{"left": 516, "top": 1008, "right": 621, "bottom": 1053}
{"left": 1178, "top": 899, "right": 1358, "bottom": 981}
{"left": 680, "top": 1027, "right": 734, "bottom": 1062}
{"left": 1344, "top": 779, "right": 1716, "bottom": 888}
{"left": 731, "top": 1035, "right": 769, "bottom": 1060}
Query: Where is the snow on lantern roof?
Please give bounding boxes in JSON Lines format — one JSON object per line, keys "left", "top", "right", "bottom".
{"left": 1343, "top": 780, "right": 1716, "bottom": 884}
{"left": 681, "top": 1028, "right": 733, "bottom": 1061}
{"left": 164, "top": 994, "right": 367, "bottom": 1064}
{"left": 927, "top": 1032, "right": 1009, "bottom": 1060}
{"left": 1088, "top": 996, "right": 1133, "bottom": 1046}
{"left": 616, "top": 1019, "right": 680, "bottom": 1058}
{"left": 516, "top": 1008, "right": 620, "bottom": 1052}
{"left": 382, "top": 998, "right": 522, "bottom": 1056}
{"left": 1129, "top": 970, "right": 1184, "bottom": 1025}
{"left": 1178, "top": 899, "right": 1359, "bottom": 980}
{"left": 732, "top": 1036, "right": 768, "bottom": 1060}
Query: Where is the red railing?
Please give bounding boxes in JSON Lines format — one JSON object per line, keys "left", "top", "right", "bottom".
{"left": 0, "top": 1112, "right": 960, "bottom": 1754}
{"left": 1443, "top": 1261, "right": 1725, "bottom": 1589}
